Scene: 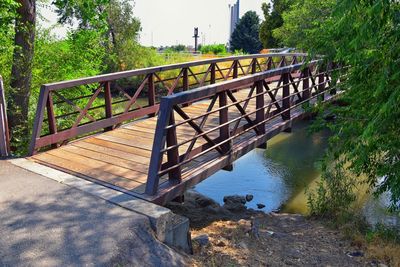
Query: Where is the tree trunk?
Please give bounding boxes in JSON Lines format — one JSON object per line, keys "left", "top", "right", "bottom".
{"left": 8, "top": 0, "right": 36, "bottom": 150}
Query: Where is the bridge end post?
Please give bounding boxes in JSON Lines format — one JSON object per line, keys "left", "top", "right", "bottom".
{"left": 46, "top": 92, "right": 58, "bottom": 149}
{"left": 104, "top": 81, "right": 113, "bottom": 131}
{"left": 28, "top": 86, "right": 50, "bottom": 156}
{"left": 145, "top": 99, "right": 172, "bottom": 196}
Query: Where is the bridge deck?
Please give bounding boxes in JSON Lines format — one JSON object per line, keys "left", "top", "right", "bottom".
{"left": 28, "top": 86, "right": 319, "bottom": 203}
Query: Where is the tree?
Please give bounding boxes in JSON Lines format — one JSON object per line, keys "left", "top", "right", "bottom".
{"left": 53, "top": 0, "right": 110, "bottom": 30}
{"left": 280, "top": 0, "right": 400, "bottom": 210}
{"left": 0, "top": 0, "right": 19, "bottom": 82}
{"left": 104, "top": 0, "right": 141, "bottom": 71}
{"left": 259, "top": 0, "right": 291, "bottom": 48}
{"left": 8, "top": 0, "right": 36, "bottom": 150}
{"left": 230, "top": 11, "right": 262, "bottom": 54}
{"left": 323, "top": 0, "right": 400, "bottom": 210}
{"left": 0, "top": 0, "right": 19, "bottom": 30}
{"left": 53, "top": 0, "right": 141, "bottom": 72}
{"left": 273, "top": 0, "right": 335, "bottom": 51}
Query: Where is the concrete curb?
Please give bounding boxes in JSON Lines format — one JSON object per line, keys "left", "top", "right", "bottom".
{"left": 10, "top": 158, "right": 191, "bottom": 253}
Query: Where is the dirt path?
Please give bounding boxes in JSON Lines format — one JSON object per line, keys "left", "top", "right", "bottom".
{"left": 167, "top": 190, "right": 381, "bottom": 267}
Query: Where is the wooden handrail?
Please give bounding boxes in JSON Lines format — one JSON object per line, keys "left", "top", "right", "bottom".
{"left": 145, "top": 59, "right": 341, "bottom": 196}
{"left": 163, "top": 60, "right": 319, "bottom": 105}
{"left": 42, "top": 53, "right": 308, "bottom": 90}
{"left": 29, "top": 53, "right": 309, "bottom": 155}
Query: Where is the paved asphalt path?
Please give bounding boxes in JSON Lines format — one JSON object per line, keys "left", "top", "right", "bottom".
{"left": 0, "top": 160, "right": 187, "bottom": 266}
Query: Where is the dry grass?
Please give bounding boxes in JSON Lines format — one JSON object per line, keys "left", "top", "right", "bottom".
{"left": 190, "top": 220, "right": 265, "bottom": 267}
{"left": 366, "top": 239, "right": 400, "bottom": 266}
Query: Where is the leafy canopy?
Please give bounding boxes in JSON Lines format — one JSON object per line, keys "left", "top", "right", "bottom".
{"left": 278, "top": 0, "right": 400, "bottom": 210}
{"left": 230, "top": 11, "right": 262, "bottom": 54}
{"left": 52, "top": 0, "right": 110, "bottom": 30}
{"left": 259, "top": 0, "right": 290, "bottom": 48}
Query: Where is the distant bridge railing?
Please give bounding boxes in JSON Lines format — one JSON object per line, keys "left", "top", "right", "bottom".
{"left": 0, "top": 75, "right": 10, "bottom": 157}
{"left": 29, "top": 53, "right": 309, "bottom": 155}
{"left": 145, "top": 59, "right": 342, "bottom": 198}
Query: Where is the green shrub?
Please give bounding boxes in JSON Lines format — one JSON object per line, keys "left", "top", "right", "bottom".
{"left": 200, "top": 44, "right": 227, "bottom": 55}
{"left": 307, "top": 158, "right": 357, "bottom": 217}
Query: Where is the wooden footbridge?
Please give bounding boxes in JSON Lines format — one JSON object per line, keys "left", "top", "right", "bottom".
{"left": 27, "top": 53, "right": 342, "bottom": 205}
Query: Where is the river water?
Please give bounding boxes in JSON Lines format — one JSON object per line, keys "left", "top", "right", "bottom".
{"left": 195, "top": 121, "right": 400, "bottom": 228}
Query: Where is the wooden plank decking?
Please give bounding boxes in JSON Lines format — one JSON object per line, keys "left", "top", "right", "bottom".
{"left": 29, "top": 89, "right": 255, "bottom": 197}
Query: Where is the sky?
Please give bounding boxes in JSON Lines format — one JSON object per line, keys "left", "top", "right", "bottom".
{"left": 133, "top": 0, "right": 268, "bottom": 47}
{"left": 39, "top": 0, "right": 269, "bottom": 47}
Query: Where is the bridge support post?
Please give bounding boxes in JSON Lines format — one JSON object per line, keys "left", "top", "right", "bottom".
{"left": 231, "top": 60, "right": 239, "bottom": 93}
{"left": 148, "top": 73, "right": 156, "bottom": 116}
{"left": 328, "top": 62, "right": 337, "bottom": 95}
{"left": 210, "top": 63, "right": 216, "bottom": 84}
{"left": 256, "top": 80, "right": 267, "bottom": 149}
{"left": 232, "top": 60, "right": 238, "bottom": 79}
{"left": 219, "top": 91, "right": 233, "bottom": 171}
{"left": 182, "top": 68, "right": 190, "bottom": 107}
{"left": 282, "top": 72, "right": 292, "bottom": 133}
{"left": 166, "top": 111, "right": 182, "bottom": 183}
{"left": 318, "top": 66, "right": 325, "bottom": 101}
{"left": 266, "top": 57, "right": 273, "bottom": 70}
{"left": 251, "top": 59, "right": 257, "bottom": 74}
{"left": 302, "top": 67, "right": 310, "bottom": 103}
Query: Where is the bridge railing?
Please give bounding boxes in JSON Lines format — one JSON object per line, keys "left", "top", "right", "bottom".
{"left": 29, "top": 53, "right": 308, "bottom": 155}
{"left": 0, "top": 75, "right": 10, "bottom": 157}
{"left": 145, "top": 60, "right": 342, "bottom": 197}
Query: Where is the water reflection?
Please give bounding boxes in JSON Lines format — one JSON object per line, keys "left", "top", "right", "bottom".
{"left": 195, "top": 121, "right": 400, "bottom": 229}
{"left": 195, "top": 121, "right": 329, "bottom": 213}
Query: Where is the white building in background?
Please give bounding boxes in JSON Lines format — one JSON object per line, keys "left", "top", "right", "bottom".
{"left": 229, "top": 0, "right": 240, "bottom": 41}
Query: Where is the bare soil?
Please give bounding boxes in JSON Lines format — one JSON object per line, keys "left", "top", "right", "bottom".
{"left": 167, "top": 191, "right": 388, "bottom": 267}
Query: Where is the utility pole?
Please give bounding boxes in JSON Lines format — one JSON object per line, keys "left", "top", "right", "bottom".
{"left": 193, "top": 27, "right": 199, "bottom": 53}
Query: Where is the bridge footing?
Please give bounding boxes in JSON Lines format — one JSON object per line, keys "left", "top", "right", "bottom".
{"left": 222, "top": 164, "right": 233, "bottom": 171}
{"left": 257, "top": 142, "right": 267, "bottom": 149}
{"left": 10, "top": 158, "right": 192, "bottom": 254}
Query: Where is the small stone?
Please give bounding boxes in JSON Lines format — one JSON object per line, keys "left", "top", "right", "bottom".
{"left": 346, "top": 251, "right": 364, "bottom": 257}
{"left": 223, "top": 195, "right": 247, "bottom": 204}
{"left": 245, "top": 194, "right": 254, "bottom": 202}
{"left": 215, "top": 238, "right": 227, "bottom": 247}
{"left": 238, "top": 241, "right": 248, "bottom": 250}
{"left": 193, "top": 234, "right": 209, "bottom": 246}
{"left": 285, "top": 248, "right": 301, "bottom": 259}
{"left": 257, "top": 203, "right": 266, "bottom": 209}
{"left": 223, "top": 195, "right": 247, "bottom": 212}
{"left": 265, "top": 230, "right": 275, "bottom": 236}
